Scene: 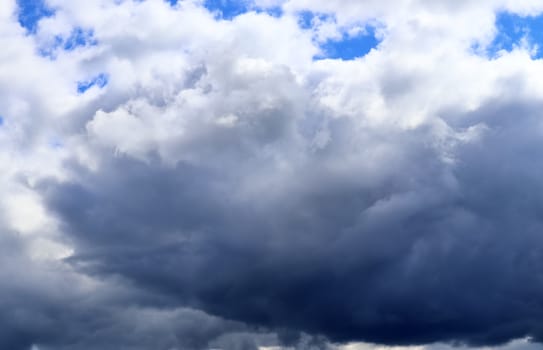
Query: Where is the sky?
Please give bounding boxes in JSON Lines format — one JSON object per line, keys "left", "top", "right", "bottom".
{"left": 3, "top": 0, "right": 543, "bottom": 349}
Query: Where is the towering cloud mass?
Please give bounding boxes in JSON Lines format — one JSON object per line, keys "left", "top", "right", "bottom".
{"left": 3, "top": 0, "right": 543, "bottom": 349}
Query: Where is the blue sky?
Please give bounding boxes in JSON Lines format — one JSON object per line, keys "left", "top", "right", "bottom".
{"left": 487, "top": 11, "right": 543, "bottom": 58}
{"left": 319, "top": 33, "right": 379, "bottom": 60}
{"left": 318, "top": 28, "right": 380, "bottom": 60}
{"left": 298, "top": 11, "right": 381, "bottom": 60}
{"left": 39, "top": 28, "right": 97, "bottom": 58}
{"left": 77, "top": 73, "right": 109, "bottom": 93}
{"left": 63, "top": 28, "right": 98, "bottom": 51}
{"left": 16, "top": 0, "right": 54, "bottom": 33}
{"left": 203, "top": 0, "right": 250, "bottom": 19}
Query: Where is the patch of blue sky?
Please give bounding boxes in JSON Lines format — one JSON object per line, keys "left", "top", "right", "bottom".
{"left": 17, "top": 0, "right": 55, "bottom": 34}
{"left": 485, "top": 12, "right": 543, "bottom": 59}
{"left": 38, "top": 28, "right": 97, "bottom": 59}
{"left": 167, "top": 0, "right": 280, "bottom": 19}
{"left": 77, "top": 73, "right": 109, "bottom": 94}
{"left": 297, "top": 11, "right": 380, "bottom": 60}
{"left": 0, "top": 116, "right": 4, "bottom": 126}
{"left": 318, "top": 28, "right": 380, "bottom": 60}
{"left": 63, "top": 28, "right": 98, "bottom": 51}
{"left": 298, "top": 10, "right": 333, "bottom": 30}
{"left": 258, "top": 6, "right": 283, "bottom": 17}
{"left": 204, "top": 0, "right": 250, "bottom": 20}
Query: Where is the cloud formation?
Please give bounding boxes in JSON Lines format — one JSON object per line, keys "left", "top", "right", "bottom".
{"left": 3, "top": 0, "right": 543, "bottom": 349}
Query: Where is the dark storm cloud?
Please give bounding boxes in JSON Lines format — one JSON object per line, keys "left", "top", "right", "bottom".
{"left": 38, "top": 90, "right": 543, "bottom": 348}
{"left": 0, "top": 220, "right": 255, "bottom": 350}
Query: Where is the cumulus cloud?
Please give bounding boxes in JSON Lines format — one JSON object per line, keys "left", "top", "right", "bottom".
{"left": 3, "top": 0, "right": 543, "bottom": 349}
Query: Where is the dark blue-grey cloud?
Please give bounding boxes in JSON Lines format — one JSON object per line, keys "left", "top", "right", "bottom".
{"left": 36, "top": 89, "right": 543, "bottom": 348}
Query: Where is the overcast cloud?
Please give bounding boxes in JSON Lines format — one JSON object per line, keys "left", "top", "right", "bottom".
{"left": 2, "top": 0, "right": 543, "bottom": 349}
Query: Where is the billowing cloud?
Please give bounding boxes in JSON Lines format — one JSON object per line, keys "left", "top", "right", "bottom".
{"left": 3, "top": 0, "right": 543, "bottom": 349}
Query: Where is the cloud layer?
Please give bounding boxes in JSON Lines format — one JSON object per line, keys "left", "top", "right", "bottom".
{"left": 3, "top": 0, "right": 543, "bottom": 349}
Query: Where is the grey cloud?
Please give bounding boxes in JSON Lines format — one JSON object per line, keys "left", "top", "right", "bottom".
{"left": 40, "top": 88, "right": 543, "bottom": 347}
{"left": 0, "top": 216, "right": 259, "bottom": 350}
